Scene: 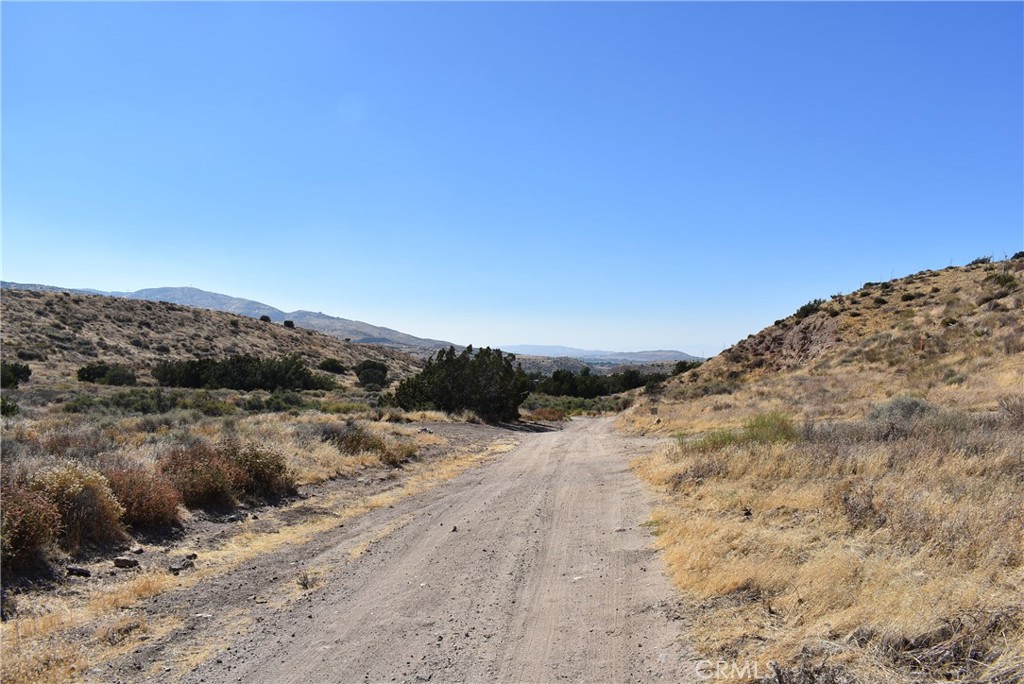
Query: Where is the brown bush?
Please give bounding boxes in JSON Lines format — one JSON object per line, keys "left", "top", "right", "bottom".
{"left": 528, "top": 407, "right": 567, "bottom": 421}
{"left": 320, "top": 421, "right": 386, "bottom": 455}
{"left": 0, "top": 478, "right": 62, "bottom": 570}
{"left": 219, "top": 440, "right": 296, "bottom": 499}
{"left": 379, "top": 441, "right": 417, "bottom": 468}
{"left": 30, "top": 462, "right": 126, "bottom": 553}
{"left": 158, "top": 438, "right": 296, "bottom": 508}
{"left": 102, "top": 466, "right": 182, "bottom": 529}
{"left": 158, "top": 440, "right": 243, "bottom": 509}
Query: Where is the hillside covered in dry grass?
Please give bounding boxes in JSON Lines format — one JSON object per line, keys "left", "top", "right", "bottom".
{"left": 0, "top": 288, "right": 421, "bottom": 391}
{"left": 622, "top": 255, "right": 1024, "bottom": 683}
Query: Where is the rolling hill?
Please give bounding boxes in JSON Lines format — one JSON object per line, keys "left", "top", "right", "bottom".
{"left": 0, "top": 288, "right": 422, "bottom": 389}
{"left": 619, "top": 254, "right": 1024, "bottom": 683}
{"left": 1, "top": 283, "right": 454, "bottom": 354}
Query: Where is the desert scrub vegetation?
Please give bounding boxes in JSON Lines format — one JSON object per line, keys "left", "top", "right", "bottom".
{"left": 391, "top": 345, "right": 533, "bottom": 423}
{"left": 76, "top": 362, "right": 137, "bottom": 386}
{"left": 0, "top": 405, "right": 433, "bottom": 578}
{"left": 521, "top": 392, "right": 633, "bottom": 416}
{"left": 354, "top": 359, "right": 389, "bottom": 388}
{"left": 158, "top": 438, "right": 295, "bottom": 508}
{"left": 634, "top": 399, "right": 1024, "bottom": 683}
{"left": 1, "top": 361, "right": 32, "bottom": 389}
{"left": 314, "top": 419, "right": 418, "bottom": 468}
{"left": 153, "top": 354, "right": 333, "bottom": 391}
{"left": 534, "top": 367, "right": 667, "bottom": 399}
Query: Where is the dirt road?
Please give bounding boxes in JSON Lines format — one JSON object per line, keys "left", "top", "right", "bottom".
{"left": 129, "top": 418, "right": 696, "bottom": 684}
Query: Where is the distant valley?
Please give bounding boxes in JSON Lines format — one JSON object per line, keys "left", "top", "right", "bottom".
{"left": 502, "top": 345, "right": 699, "bottom": 365}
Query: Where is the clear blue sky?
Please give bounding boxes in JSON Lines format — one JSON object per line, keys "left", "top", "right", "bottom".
{"left": 3, "top": 2, "right": 1021, "bottom": 354}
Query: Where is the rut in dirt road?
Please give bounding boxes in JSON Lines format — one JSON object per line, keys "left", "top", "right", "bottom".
{"left": 183, "top": 418, "right": 697, "bottom": 684}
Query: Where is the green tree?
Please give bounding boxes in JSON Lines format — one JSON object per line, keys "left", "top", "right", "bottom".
{"left": 393, "top": 346, "right": 532, "bottom": 422}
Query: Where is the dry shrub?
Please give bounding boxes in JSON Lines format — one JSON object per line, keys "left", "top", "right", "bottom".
{"left": 29, "top": 462, "right": 126, "bottom": 553}
{"left": 158, "top": 440, "right": 242, "bottom": 509}
{"left": 157, "top": 438, "right": 295, "bottom": 509}
{"left": 883, "top": 607, "right": 1022, "bottom": 680}
{"left": 999, "top": 394, "right": 1024, "bottom": 428}
{"left": 378, "top": 440, "right": 417, "bottom": 468}
{"left": 40, "top": 424, "right": 112, "bottom": 461}
{"left": 0, "top": 477, "right": 62, "bottom": 570}
{"left": 219, "top": 439, "right": 296, "bottom": 499}
{"left": 320, "top": 421, "right": 386, "bottom": 456}
{"left": 102, "top": 466, "right": 182, "bottom": 529}
{"left": 527, "top": 407, "right": 567, "bottom": 421}
{"left": 315, "top": 421, "right": 416, "bottom": 468}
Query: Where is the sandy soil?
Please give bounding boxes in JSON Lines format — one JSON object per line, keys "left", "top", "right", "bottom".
{"left": 103, "top": 418, "right": 697, "bottom": 683}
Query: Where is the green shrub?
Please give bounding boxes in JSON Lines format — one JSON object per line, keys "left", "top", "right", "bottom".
{"left": 0, "top": 478, "right": 62, "bottom": 570}
{"left": 794, "top": 299, "right": 825, "bottom": 320}
{"left": 264, "top": 390, "right": 305, "bottom": 412}
{"left": 689, "top": 429, "right": 740, "bottom": 453}
{"left": 520, "top": 392, "right": 633, "bottom": 416}
{"left": 102, "top": 467, "right": 182, "bottom": 529}
{"left": 867, "top": 397, "right": 936, "bottom": 440}
{"left": 283, "top": 320, "right": 295, "bottom": 329}
{"left": 874, "top": 297, "right": 888, "bottom": 305}
{"left": 968, "top": 256, "right": 992, "bottom": 266}
{"left": 30, "top": 463, "right": 126, "bottom": 552}
{"left": 77, "top": 363, "right": 137, "bottom": 386}
{"left": 673, "top": 360, "right": 703, "bottom": 375}
{"left": 744, "top": 412, "right": 799, "bottom": 443}
{"left": 1, "top": 396, "right": 19, "bottom": 417}
{"left": 318, "top": 358, "right": 347, "bottom": 374}
{"left": 179, "top": 390, "right": 236, "bottom": 416}
{"left": 355, "top": 360, "right": 388, "bottom": 387}
{"left": 107, "top": 388, "right": 182, "bottom": 414}
{"left": 393, "top": 346, "right": 532, "bottom": 423}
{"left": 319, "top": 400, "right": 367, "bottom": 414}
{"left": 985, "top": 272, "right": 1019, "bottom": 289}
{"left": 259, "top": 315, "right": 272, "bottom": 323}
{"left": 685, "top": 412, "right": 797, "bottom": 453}
{"left": 154, "top": 354, "right": 333, "bottom": 392}
{"left": 1, "top": 361, "right": 31, "bottom": 389}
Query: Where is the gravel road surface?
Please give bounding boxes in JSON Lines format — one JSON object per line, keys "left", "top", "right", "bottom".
{"left": 140, "top": 418, "right": 696, "bottom": 684}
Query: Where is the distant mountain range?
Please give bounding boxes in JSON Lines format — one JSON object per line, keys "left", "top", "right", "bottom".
{"left": 1, "top": 282, "right": 699, "bottom": 364}
{"left": 503, "top": 345, "right": 701, "bottom": 364}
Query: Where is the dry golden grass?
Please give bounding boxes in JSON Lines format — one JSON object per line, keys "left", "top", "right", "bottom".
{"left": 623, "top": 258, "right": 1024, "bottom": 682}
{"left": 633, "top": 408, "right": 1023, "bottom": 682}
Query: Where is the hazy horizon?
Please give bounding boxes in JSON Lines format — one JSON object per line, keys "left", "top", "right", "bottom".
{"left": 3, "top": 2, "right": 1021, "bottom": 353}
